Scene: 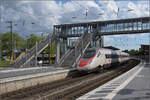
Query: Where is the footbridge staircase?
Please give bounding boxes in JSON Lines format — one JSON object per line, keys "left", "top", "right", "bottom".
{"left": 13, "top": 17, "right": 150, "bottom": 68}
{"left": 57, "top": 30, "right": 97, "bottom": 68}
{"left": 13, "top": 34, "right": 56, "bottom": 67}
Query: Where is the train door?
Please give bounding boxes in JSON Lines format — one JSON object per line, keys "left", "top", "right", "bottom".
{"left": 98, "top": 49, "right": 106, "bottom": 66}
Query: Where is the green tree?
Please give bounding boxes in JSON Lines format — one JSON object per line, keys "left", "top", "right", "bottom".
{"left": 1, "top": 32, "right": 25, "bottom": 58}
{"left": 44, "top": 42, "right": 56, "bottom": 53}
{"left": 71, "top": 40, "right": 75, "bottom": 46}
{"left": 123, "top": 50, "right": 129, "bottom": 53}
{"left": 26, "top": 34, "right": 42, "bottom": 49}
{"left": 1, "top": 32, "right": 12, "bottom": 57}
{"left": 125, "top": 49, "right": 140, "bottom": 56}
{"left": 0, "top": 34, "right": 2, "bottom": 61}
{"left": 14, "top": 33, "right": 26, "bottom": 51}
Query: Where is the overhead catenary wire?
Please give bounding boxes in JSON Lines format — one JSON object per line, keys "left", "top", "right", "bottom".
{"left": 72, "top": 0, "right": 104, "bottom": 20}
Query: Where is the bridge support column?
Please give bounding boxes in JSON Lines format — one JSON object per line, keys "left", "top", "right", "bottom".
{"left": 60, "top": 38, "right": 67, "bottom": 58}
{"left": 56, "top": 38, "right": 60, "bottom": 64}
{"left": 94, "top": 36, "right": 104, "bottom": 48}
{"left": 90, "top": 33, "right": 94, "bottom": 47}
{"left": 63, "top": 38, "right": 67, "bottom": 53}
{"left": 95, "top": 40, "right": 99, "bottom": 47}
{"left": 100, "top": 36, "right": 104, "bottom": 47}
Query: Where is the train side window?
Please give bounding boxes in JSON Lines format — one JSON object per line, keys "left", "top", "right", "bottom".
{"left": 105, "top": 55, "right": 107, "bottom": 58}
{"left": 105, "top": 54, "right": 110, "bottom": 58}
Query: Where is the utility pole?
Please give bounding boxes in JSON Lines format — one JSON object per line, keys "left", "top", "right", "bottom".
{"left": 6, "top": 21, "right": 13, "bottom": 63}
{"left": 0, "top": 0, "right": 2, "bottom": 62}
{"left": 0, "top": 36, "right": 1, "bottom": 62}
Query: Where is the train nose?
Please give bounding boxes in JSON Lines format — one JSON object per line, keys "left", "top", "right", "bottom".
{"left": 78, "top": 58, "right": 89, "bottom": 67}
{"left": 78, "top": 58, "right": 93, "bottom": 68}
{"left": 78, "top": 61, "right": 88, "bottom": 67}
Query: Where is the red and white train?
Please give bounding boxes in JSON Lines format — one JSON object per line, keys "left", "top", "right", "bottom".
{"left": 77, "top": 48, "right": 129, "bottom": 71}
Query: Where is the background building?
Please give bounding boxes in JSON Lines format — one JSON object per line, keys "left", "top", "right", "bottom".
{"left": 140, "top": 44, "right": 150, "bottom": 55}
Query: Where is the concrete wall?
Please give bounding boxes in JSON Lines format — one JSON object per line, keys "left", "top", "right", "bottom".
{"left": 0, "top": 69, "right": 75, "bottom": 95}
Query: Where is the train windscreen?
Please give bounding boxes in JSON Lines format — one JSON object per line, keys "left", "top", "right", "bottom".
{"left": 82, "top": 49, "right": 96, "bottom": 58}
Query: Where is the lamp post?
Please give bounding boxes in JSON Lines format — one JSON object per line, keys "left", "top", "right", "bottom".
{"left": 0, "top": 35, "right": 1, "bottom": 62}
{"left": 6, "top": 21, "right": 13, "bottom": 62}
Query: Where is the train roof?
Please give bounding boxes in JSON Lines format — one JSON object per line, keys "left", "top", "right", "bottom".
{"left": 87, "top": 47, "right": 119, "bottom": 51}
{"left": 86, "top": 47, "right": 129, "bottom": 55}
{"left": 86, "top": 47, "right": 99, "bottom": 51}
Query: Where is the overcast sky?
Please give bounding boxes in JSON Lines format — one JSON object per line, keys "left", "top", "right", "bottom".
{"left": 0, "top": 0, "right": 149, "bottom": 50}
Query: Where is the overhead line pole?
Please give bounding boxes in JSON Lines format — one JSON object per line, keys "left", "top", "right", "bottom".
{"left": 0, "top": 0, "right": 2, "bottom": 62}
{"left": 0, "top": 36, "right": 1, "bottom": 62}
{"left": 10, "top": 22, "right": 13, "bottom": 62}
{"left": 6, "top": 21, "right": 13, "bottom": 63}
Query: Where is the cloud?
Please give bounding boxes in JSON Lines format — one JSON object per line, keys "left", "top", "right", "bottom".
{"left": 104, "top": 36, "right": 114, "bottom": 45}
{"left": 0, "top": 0, "right": 149, "bottom": 50}
{"left": 98, "top": 0, "right": 118, "bottom": 20}
{"left": 117, "top": 1, "right": 149, "bottom": 18}
{"left": 1, "top": 0, "right": 148, "bottom": 35}
{"left": 59, "top": 1, "right": 102, "bottom": 23}
{"left": 1, "top": 0, "right": 102, "bottom": 35}
{"left": 127, "top": 2, "right": 143, "bottom": 17}
{"left": 0, "top": 1, "right": 64, "bottom": 35}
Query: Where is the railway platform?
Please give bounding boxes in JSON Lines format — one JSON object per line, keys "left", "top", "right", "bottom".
{"left": 0, "top": 66, "right": 74, "bottom": 95}
{"left": 77, "top": 60, "right": 150, "bottom": 100}
{"left": 0, "top": 66, "right": 64, "bottom": 80}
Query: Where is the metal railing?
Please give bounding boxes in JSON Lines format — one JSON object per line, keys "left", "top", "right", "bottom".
{"left": 13, "top": 34, "right": 55, "bottom": 67}
{"left": 58, "top": 30, "right": 96, "bottom": 67}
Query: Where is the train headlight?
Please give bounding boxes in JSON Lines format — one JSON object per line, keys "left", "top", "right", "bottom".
{"left": 88, "top": 60, "right": 92, "bottom": 64}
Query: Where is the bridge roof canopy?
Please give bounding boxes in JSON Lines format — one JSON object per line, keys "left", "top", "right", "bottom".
{"left": 54, "top": 17, "right": 150, "bottom": 28}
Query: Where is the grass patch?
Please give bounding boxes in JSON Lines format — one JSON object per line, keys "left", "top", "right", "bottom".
{"left": 0, "top": 61, "right": 10, "bottom": 67}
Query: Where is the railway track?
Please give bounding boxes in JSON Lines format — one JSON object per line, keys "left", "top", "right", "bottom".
{"left": 0, "top": 59, "right": 140, "bottom": 100}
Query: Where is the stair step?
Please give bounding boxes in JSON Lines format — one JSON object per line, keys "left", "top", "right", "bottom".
{"left": 58, "top": 31, "right": 92, "bottom": 67}
{"left": 13, "top": 35, "right": 55, "bottom": 67}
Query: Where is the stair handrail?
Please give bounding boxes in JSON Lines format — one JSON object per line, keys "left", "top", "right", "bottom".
{"left": 73, "top": 29, "right": 98, "bottom": 67}
{"left": 14, "top": 33, "right": 55, "bottom": 67}
{"left": 58, "top": 30, "right": 89, "bottom": 67}
{"left": 58, "top": 30, "right": 88, "bottom": 65}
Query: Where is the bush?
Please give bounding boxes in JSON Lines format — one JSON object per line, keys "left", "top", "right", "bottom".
{"left": 0, "top": 61, "right": 10, "bottom": 67}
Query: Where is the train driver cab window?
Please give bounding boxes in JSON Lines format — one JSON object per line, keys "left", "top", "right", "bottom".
{"left": 83, "top": 49, "right": 96, "bottom": 58}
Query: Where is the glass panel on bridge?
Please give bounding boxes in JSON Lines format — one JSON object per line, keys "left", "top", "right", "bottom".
{"left": 54, "top": 17, "right": 150, "bottom": 36}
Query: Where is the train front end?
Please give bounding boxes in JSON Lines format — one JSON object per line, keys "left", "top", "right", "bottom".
{"left": 77, "top": 49, "right": 96, "bottom": 71}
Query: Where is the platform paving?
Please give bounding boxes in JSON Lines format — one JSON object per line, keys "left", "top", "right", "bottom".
{"left": 77, "top": 60, "right": 150, "bottom": 100}
{"left": 0, "top": 66, "right": 65, "bottom": 79}
{"left": 112, "top": 63, "right": 150, "bottom": 100}
{"left": 0, "top": 66, "right": 73, "bottom": 95}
